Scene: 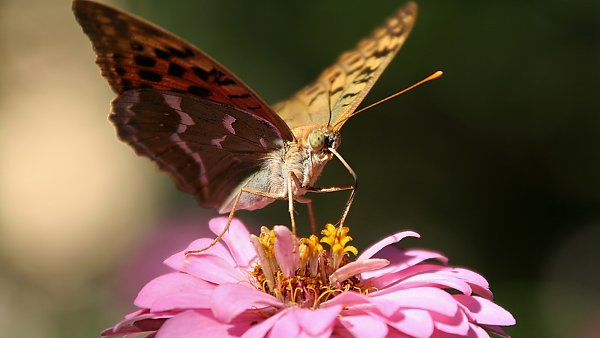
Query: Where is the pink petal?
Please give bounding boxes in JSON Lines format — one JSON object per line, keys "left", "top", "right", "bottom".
{"left": 211, "top": 283, "right": 282, "bottom": 323}
{"left": 320, "top": 291, "right": 372, "bottom": 309}
{"left": 242, "top": 310, "right": 287, "bottom": 338}
{"left": 329, "top": 324, "right": 355, "bottom": 338}
{"left": 431, "top": 308, "right": 470, "bottom": 335}
{"left": 293, "top": 306, "right": 341, "bottom": 336}
{"left": 123, "top": 308, "right": 149, "bottom": 320}
{"left": 374, "top": 309, "right": 433, "bottom": 338}
{"left": 369, "top": 298, "right": 404, "bottom": 318}
{"left": 273, "top": 225, "right": 299, "bottom": 277}
{"left": 339, "top": 314, "right": 388, "bottom": 338}
{"left": 362, "top": 249, "right": 447, "bottom": 279}
{"left": 406, "top": 274, "right": 472, "bottom": 295}
{"left": 358, "top": 231, "right": 420, "bottom": 260}
{"left": 385, "top": 330, "right": 415, "bottom": 338}
{"left": 103, "top": 313, "right": 168, "bottom": 337}
{"left": 209, "top": 217, "right": 256, "bottom": 267}
{"left": 467, "top": 323, "right": 492, "bottom": 338}
{"left": 156, "top": 309, "right": 257, "bottom": 338}
{"left": 367, "top": 264, "right": 447, "bottom": 290}
{"left": 455, "top": 295, "right": 516, "bottom": 326}
{"left": 371, "top": 287, "right": 458, "bottom": 317}
{"left": 268, "top": 309, "right": 300, "bottom": 338}
{"left": 180, "top": 254, "right": 247, "bottom": 284}
{"left": 135, "top": 272, "right": 214, "bottom": 311}
{"left": 480, "top": 324, "right": 510, "bottom": 337}
{"left": 164, "top": 238, "right": 235, "bottom": 271}
{"left": 377, "top": 271, "right": 474, "bottom": 297}
{"left": 438, "top": 268, "right": 493, "bottom": 299}
{"left": 330, "top": 258, "right": 389, "bottom": 284}
{"left": 383, "top": 248, "right": 448, "bottom": 265}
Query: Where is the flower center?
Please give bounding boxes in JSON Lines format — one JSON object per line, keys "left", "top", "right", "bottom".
{"left": 250, "top": 224, "right": 363, "bottom": 309}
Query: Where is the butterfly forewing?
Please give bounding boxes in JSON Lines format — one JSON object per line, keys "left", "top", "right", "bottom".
{"left": 73, "top": 0, "right": 293, "bottom": 141}
{"left": 111, "top": 90, "right": 285, "bottom": 210}
{"left": 272, "top": 2, "right": 417, "bottom": 132}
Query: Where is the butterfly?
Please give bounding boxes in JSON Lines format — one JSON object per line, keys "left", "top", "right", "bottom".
{"left": 73, "top": 0, "right": 418, "bottom": 235}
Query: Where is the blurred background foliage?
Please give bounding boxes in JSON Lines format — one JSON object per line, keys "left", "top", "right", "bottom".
{"left": 0, "top": 0, "right": 598, "bottom": 337}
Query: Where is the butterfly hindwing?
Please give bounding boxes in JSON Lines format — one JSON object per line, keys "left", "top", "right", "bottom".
{"left": 73, "top": 0, "right": 293, "bottom": 141}
{"left": 111, "top": 90, "right": 285, "bottom": 210}
{"left": 273, "top": 2, "right": 417, "bottom": 132}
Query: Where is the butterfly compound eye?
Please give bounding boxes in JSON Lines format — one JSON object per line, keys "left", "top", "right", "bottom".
{"left": 308, "top": 130, "right": 325, "bottom": 150}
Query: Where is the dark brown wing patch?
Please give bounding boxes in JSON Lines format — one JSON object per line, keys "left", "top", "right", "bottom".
{"left": 111, "top": 90, "right": 284, "bottom": 209}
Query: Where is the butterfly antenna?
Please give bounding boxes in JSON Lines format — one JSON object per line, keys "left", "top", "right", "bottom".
{"left": 334, "top": 70, "right": 443, "bottom": 129}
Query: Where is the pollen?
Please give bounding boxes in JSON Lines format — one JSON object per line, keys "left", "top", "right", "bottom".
{"left": 250, "top": 224, "right": 364, "bottom": 309}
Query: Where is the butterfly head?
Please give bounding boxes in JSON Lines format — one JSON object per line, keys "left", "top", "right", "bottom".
{"left": 307, "top": 127, "right": 341, "bottom": 160}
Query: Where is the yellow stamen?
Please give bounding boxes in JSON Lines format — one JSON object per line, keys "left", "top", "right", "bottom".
{"left": 250, "top": 223, "right": 370, "bottom": 309}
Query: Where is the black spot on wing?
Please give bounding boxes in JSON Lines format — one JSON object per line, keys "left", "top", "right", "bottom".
{"left": 352, "top": 65, "right": 379, "bottom": 84}
{"left": 358, "top": 66, "right": 378, "bottom": 77}
{"left": 167, "top": 47, "right": 195, "bottom": 58}
{"left": 154, "top": 48, "right": 171, "bottom": 60}
{"left": 190, "top": 66, "right": 236, "bottom": 86}
{"left": 133, "top": 55, "right": 157, "bottom": 67}
{"left": 184, "top": 48, "right": 195, "bottom": 57}
{"left": 330, "top": 86, "right": 343, "bottom": 96}
{"left": 138, "top": 70, "right": 163, "bottom": 82}
{"left": 308, "top": 90, "right": 326, "bottom": 105}
{"left": 188, "top": 85, "right": 211, "bottom": 96}
{"left": 167, "top": 47, "right": 187, "bottom": 58}
{"left": 228, "top": 93, "right": 252, "bottom": 99}
{"left": 352, "top": 77, "right": 369, "bottom": 84}
{"left": 352, "top": 77, "right": 370, "bottom": 85}
{"left": 192, "top": 66, "right": 209, "bottom": 81}
{"left": 215, "top": 78, "right": 236, "bottom": 86}
{"left": 168, "top": 62, "right": 187, "bottom": 77}
{"left": 371, "top": 47, "right": 393, "bottom": 59}
{"left": 341, "top": 92, "right": 358, "bottom": 99}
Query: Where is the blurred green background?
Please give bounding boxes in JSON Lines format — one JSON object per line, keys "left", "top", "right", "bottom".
{"left": 1, "top": 0, "right": 598, "bottom": 337}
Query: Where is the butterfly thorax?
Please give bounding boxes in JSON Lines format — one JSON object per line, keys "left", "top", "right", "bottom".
{"left": 288, "top": 125, "right": 341, "bottom": 189}
{"left": 217, "top": 125, "right": 340, "bottom": 213}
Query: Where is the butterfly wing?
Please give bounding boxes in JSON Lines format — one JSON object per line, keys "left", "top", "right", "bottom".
{"left": 111, "top": 90, "right": 285, "bottom": 212}
{"left": 272, "top": 2, "right": 417, "bottom": 132}
{"left": 73, "top": 0, "right": 295, "bottom": 211}
{"left": 73, "top": 0, "right": 294, "bottom": 141}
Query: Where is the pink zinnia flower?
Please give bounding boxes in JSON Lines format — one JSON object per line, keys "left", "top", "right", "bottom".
{"left": 102, "top": 218, "right": 515, "bottom": 337}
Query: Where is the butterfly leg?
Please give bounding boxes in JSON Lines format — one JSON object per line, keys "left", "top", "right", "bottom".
{"left": 295, "top": 196, "right": 317, "bottom": 234}
{"left": 186, "top": 186, "right": 283, "bottom": 256}
{"left": 306, "top": 184, "right": 356, "bottom": 225}
{"left": 289, "top": 173, "right": 318, "bottom": 234}
{"left": 287, "top": 172, "right": 298, "bottom": 236}
{"left": 308, "top": 147, "right": 358, "bottom": 228}
{"left": 306, "top": 199, "right": 317, "bottom": 235}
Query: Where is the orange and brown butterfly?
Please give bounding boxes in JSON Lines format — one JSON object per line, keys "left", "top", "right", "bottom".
{"left": 73, "top": 0, "right": 418, "bottom": 235}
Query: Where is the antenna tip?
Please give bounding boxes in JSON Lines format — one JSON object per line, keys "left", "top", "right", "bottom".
{"left": 429, "top": 70, "right": 444, "bottom": 80}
